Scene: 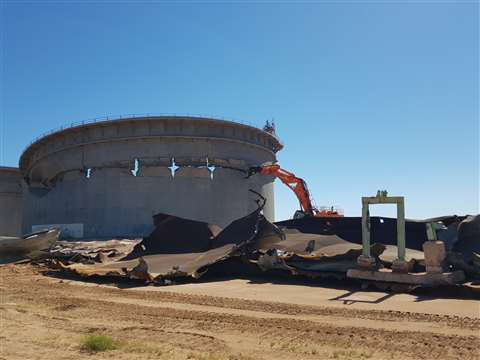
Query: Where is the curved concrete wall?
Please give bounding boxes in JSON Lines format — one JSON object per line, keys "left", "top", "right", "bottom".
{"left": 0, "top": 167, "right": 22, "bottom": 236}
{"left": 20, "top": 116, "right": 282, "bottom": 238}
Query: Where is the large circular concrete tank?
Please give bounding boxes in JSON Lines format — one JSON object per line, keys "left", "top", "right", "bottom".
{"left": 19, "top": 116, "right": 282, "bottom": 238}
{"left": 0, "top": 167, "right": 23, "bottom": 236}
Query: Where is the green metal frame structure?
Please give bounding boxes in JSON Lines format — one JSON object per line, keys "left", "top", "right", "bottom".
{"left": 361, "top": 190, "right": 406, "bottom": 261}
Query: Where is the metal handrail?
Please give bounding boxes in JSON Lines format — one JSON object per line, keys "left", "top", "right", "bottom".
{"left": 22, "top": 113, "right": 282, "bottom": 153}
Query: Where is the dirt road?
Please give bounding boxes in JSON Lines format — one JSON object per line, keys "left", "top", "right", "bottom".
{"left": 0, "top": 264, "right": 479, "bottom": 360}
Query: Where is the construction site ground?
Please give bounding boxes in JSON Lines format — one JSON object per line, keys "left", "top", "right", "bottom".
{"left": 1, "top": 263, "right": 479, "bottom": 360}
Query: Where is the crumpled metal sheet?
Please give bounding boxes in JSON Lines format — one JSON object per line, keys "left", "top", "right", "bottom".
{"left": 57, "top": 210, "right": 391, "bottom": 282}
{"left": 60, "top": 196, "right": 472, "bottom": 284}
{"left": 0, "top": 229, "right": 60, "bottom": 264}
{"left": 275, "top": 215, "right": 475, "bottom": 252}
{"left": 254, "top": 228, "right": 386, "bottom": 276}
{"left": 58, "top": 194, "right": 270, "bottom": 283}
{"left": 455, "top": 214, "right": 480, "bottom": 261}
{"left": 126, "top": 213, "right": 222, "bottom": 257}
{"left": 60, "top": 244, "right": 238, "bottom": 282}
{"left": 275, "top": 216, "right": 430, "bottom": 251}
{"left": 49, "top": 239, "right": 142, "bottom": 263}
{"left": 260, "top": 229, "right": 361, "bottom": 256}
{"left": 211, "top": 207, "right": 266, "bottom": 248}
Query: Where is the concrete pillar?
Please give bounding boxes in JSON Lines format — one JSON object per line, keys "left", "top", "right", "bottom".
{"left": 423, "top": 240, "right": 446, "bottom": 274}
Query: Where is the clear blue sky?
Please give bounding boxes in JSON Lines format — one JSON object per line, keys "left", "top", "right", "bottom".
{"left": 1, "top": 1, "right": 478, "bottom": 220}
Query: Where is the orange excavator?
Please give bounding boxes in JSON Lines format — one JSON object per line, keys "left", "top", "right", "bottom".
{"left": 247, "top": 164, "right": 343, "bottom": 219}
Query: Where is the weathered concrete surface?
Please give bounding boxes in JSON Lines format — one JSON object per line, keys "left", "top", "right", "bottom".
{"left": 0, "top": 167, "right": 22, "bottom": 236}
{"left": 20, "top": 116, "right": 282, "bottom": 238}
{"left": 347, "top": 268, "right": 465, "bottom": 286}
{"left": 423, "top": 240, "right": 447, "bottom": 274}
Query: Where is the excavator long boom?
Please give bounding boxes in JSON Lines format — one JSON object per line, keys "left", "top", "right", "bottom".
{"left": 247, "top": 164, "right": 315, "bottom": 216}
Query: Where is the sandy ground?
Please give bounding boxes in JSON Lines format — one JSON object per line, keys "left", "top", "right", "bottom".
{"left": 0, "top": 264, "right": 479, "bottom": 360}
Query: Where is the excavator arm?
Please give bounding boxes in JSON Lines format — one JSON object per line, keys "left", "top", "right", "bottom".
{"left": 247, "top": 164, "right": 344, "bottom": 218}
{"left": 248, "top": 164, "right": 315, "bottom": 217}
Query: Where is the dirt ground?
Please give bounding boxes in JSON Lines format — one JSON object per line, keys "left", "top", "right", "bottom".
{"left": 0, "top": 264, "right": 479, "bottom": 360}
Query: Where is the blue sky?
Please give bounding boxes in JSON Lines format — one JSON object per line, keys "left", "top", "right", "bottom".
{"left": 1, "top": 1, "right": 478, "bottom": 220}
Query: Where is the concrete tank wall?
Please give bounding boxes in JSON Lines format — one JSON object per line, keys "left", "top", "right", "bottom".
{"left": 0, "top": 167, "right": 23, "bottom": 236}
{"left": 20, "top": 116, "right": 282, "bottom": 238}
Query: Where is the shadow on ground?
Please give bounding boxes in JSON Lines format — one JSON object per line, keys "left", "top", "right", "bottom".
{"left": 39, "top": 260, "right": 480, "bottom": 303}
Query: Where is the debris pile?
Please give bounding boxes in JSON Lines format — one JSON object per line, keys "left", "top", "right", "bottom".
{"left": 49, "top": 239, "right": 142, "bottom": 263}
{"left": 1, "top": 195, "right": 478, "bottom": 289}
{"left": 56, "top": 196, "right": 276, "bottom": 284}
{"left": 54, "top": 195, "right": 394, "bottom": 284}
{"left": 253, "top": 230, "right": 386, "bottom": 279}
